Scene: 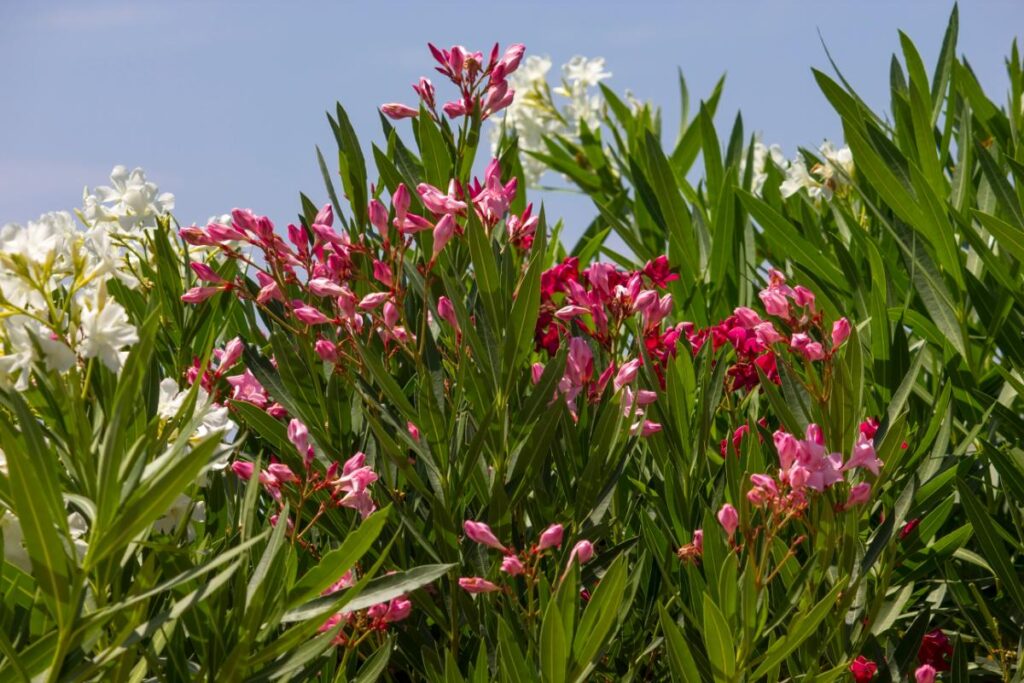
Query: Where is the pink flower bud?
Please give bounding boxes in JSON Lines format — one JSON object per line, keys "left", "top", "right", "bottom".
{"left": 407, "top": 421, "right": 420, "bottom": 442}
{"left": 458, "top": 577, "right": 500, "bottom": 594}
{"left": 613, "top": 358, "right": 642, "bottom": 393}
{"left": 231, "top": 461, "right": 254, "bottom": 480}
{"left": 287, "top": 418, "right": 309, "bottom": 455}
{"left": 463, "top": 520, "right": 506, "bottom": 551}
{"left": 267, "top": 463, "right": 298, "bottom": 483}
{"left": 568, "top": 540, "right": 595, "bottom": 566}
{"left": 442, "top": 100, "right": 468, "bottom": 118}
{"left": 692, "top": 529, "right": 703, "bottom": 552}
{"left": 293, "top": 305, "right": 330, "bottom": 325}
{"left": 530, "top": 362, "right": 544, "bottom": 385}
{"left": 717, "top": 503, "right": 739, "bottom": 538}
{"left": 793, "top": 285, "right": 816, "bottom": 310}
{"left": 383, "top": 301, "right": 400, "bottom": 328}
{"left": 432, "top": 214, "right": 456, "bottom": 258}
{"left": 309, "top": 278, "right": 346, "bottom": 297}
{"left": 179, "top": 226, "right": 216, "bottom": 246}
{"left": 832, "top": 317, "right": 851, "bottom": 348}
{"left": 733, "top": 307, "right": 762, "bottom": 329}
{"left": 844, "top": 482, "right": 872, "bottom": 508}
{"left": 381, "top": 103, "right": 418, "bottom": 119}
{"left": 181, "top": 286, "right": 221, "bottom": 303}
{"left": 385, "top": 597, "right": 412, "bottom": 622}
{"left": 368, "top": 199, "right": 389, "bottom": 233}
{"left": 437, "top": 296, "right": 459, "bottom": 330}
{"left": 315, "top": 339, "right": 338, "bottom": 362}
{"left": 315, "top": 204, "right": 333, "bottom": 227}
{"left": 359, "top": 292, "right": 390, "bottom": 309}
{"left": 372, "top": 260, "right": 393, "bottom": 287}
{"left": 500, "top": 555, "right": 525, "bottom": 575}
{"left": 190, "top": 261, "right": 225, "bottom": 283}
{"left": 537, "top": 523, "right": 564, "bottom": 550}
{"left": 915, "top": 665, "right": 936, "bottom": 683}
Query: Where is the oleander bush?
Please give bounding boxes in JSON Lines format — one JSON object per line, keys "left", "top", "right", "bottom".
{"left": 1, "top": 8, "right": 1022, "bottom": 681}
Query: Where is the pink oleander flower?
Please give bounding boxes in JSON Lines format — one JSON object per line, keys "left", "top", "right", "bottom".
{"left": 792, "top": 285, "right": 816, "bottom": 311}
{"left": 849, "top": 655, "right": 877, "bottom": 682}
{"left": 915, "top": 665, "right": 936, "bottom": 683}
{"left": 612, "top": 358, "right": 642, "bottom": 393}
{"left": 500, "top": 555, "right": 525, "bottom": 575}
{"left": 844, "top": 432, "right": 884, "bottom": 476}
{"left": 717, "top": 504, "right": 739, "bottom": 538}
{"left": 190, "top": 261, "right": 225, "bottom": 284}
{"left": 372, "top": 260, "right": 393, "bottom": 287}
{"left": 463, "top": 520, "right": 506, "bottom": 551}
{"left": 531, "top": 362, "right": 544, "bottom": 384}
{"left": 368, "top": 199, "right": 389, "bottom": 233}
{"left": 692, "top": 529, "right": 703, "bottom": 552}
{"left": 844, "top": 482, "right": 872, "bottom": 508}
{"left": 832, "top": 317, "right": 851, "bottom": 348}
{"left": 231, "top": 461, "right": 254, "bottom": 480}
{"left": 267, "top": 462, "right": 298, "bottom": 484}
{"left": 315, "top": 338, "right": 339, "bottom": 362}
{"left": 790, "top": 332, "right": 824, "bottom": 360}
{"left": 733, "top": 307, "right": 762, "bottom": 329}
{"left": 432, "top": 213, "right": 456, "bottom": 258}
{"left": 293, "top": 304, "right": 331, "bottom": 325}
{"left": 568, "top": 540, "right": 595, "bottom": 566}
{"left": 383, "top": 596, "right": 413, "bottom": 622}
{"left": 436, "top": 296, "right": 459, "bottom": 330}
{"left": 630, "top": 420, "right": 662, "bottom": 437}
{"left": 381, "top": 103, "right": 418, "bottom": 119}
{"left": 359, "top": 292, "right": 391, "bottom": 309}
{"left": 226, "top": 369, "right": 269, "bottom": 407}
{"left": 759, "top": 287, "right": 790, "bottom": 318}
{"left": 537, "top": 523, "right": 564, "bottom": 550}
{"left": 182, "top": 286, "right": 221, "bottom": 303}
{"left": 459, "top": 577, "right": 500, "bottom": 594}
{"left": 407, "top": 421, "right": 421, "bottom": 442}
{"left": 418, "top": 182, "right": 467, "bottom": 215}
{"left": 754, "top": 322, "right": 786, "bottom": 345}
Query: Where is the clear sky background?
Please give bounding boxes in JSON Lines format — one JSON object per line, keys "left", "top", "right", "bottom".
{"left": 2, "top": 1, "right": 1022, "bottom": 244}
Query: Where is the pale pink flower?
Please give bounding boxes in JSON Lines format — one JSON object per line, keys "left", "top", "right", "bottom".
{"left": 844, "top": 432, "right": 883, "bottom": 476}
{"left": 181, "top": 286, "right": 220, "bottom": 303}
{"left": 844, "top": 482, "right": 872, "bottom": 508}
{"left": 717, "top": 504, "right": 739, "bottom": 538}
{"left": 226, "top": 369, "right": 268, "bottom": 407}
{"left": 537, "top": 523, "right": 564, "bottom": 550}
{"left": 568, "top": 540, "right": 595, "bottom": 566}
{"left": 613, "top": 358, "right": 642, "bottom": 393}
{"left": 915, "top": 665, "right": 936, "bottom": 683}
{"left": 733, "top": 307, "right": 762, "bottom": 329}
{"left": 759, "top": 288, "right": 790, "bottom": 318}
{"left": 463, "top": 520, "right": 506, "bottom": 551}
{"left": 381, "top": 103, "right": 418, "bottom": 119}
{"left": 832, "top": 317, "right": 851, "bottom": 348}
{"left": 500, "top": 555, "right": 525, "bottom": 576}
{"left": 458, "top": 577, "right": 500, "bottom": 594}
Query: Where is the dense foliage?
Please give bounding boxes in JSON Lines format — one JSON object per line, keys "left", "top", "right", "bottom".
{"left": 1, "top": 9, "right": 1022, "bottom": 681}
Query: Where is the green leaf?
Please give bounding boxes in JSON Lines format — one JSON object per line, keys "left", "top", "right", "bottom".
{"left": 288, "top": 506, "right": 390, "bottom": 605}
{"left": 749, "top": 580, "right": 846, "bottom": 680}
{"left": 541, "top": 597, "right": 568, "bottom": 683}
{"left": 701, "top": 593, "right": 735, "bottom": 683}
{"left": 957, "top": 479, "right": 1024, "bottom": 614}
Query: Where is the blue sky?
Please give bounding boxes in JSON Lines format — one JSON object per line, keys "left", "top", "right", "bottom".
{"left": 2, "top": 1, "right": 1021, "bottom": 244}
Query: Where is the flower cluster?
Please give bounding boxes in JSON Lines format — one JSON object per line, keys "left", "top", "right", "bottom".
{"left": 745, "top": 420, "right": 882, "bottom": 513}
{"left": 458, "top": 520, "right": 595, "bottom": 594}
{"left": 0, "top": 165, "right": 180, "bottom": 390}
{"left": 489, "top": 54, "right": 611, "bottom": 185}
{"left": 232, "top": 445, "right": 379, "bottom": 525}
{"left": 382, "top": 42, "right": 525, "bottom": 122}
{"left": 683, "top": 268, "right": 850, "bottom": 392}
{"left": 318, "top": 569, "right": 413, "bottom": 646}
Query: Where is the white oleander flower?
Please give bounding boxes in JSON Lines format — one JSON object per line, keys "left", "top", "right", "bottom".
{"left": 84, "top": 165, "right": 174, "bottom": 232}
{"left": 77, "top": 294, "right": 138, "bottom": 372}
{"left": 0, "top": 316, "right": 76, "bottom": 390}
{"left": 741, "top": 140, "right": 787, "bottom": 197}
{"left": 0, "top": 509, "right": 30, "bottom": 573}
{"left": 561, "top": 56, "right": 612, "bottom": 88}
{"left": 68, "top": 512, "right": 89, "bottom": 560}
{"left": 153, "top": 493, "right": 205, "bottom": 537}
{"left": 491, "top": 55, "right": 611, "bottom": 186}
{"left": 158, "top": 378, "right": 236, "bottom": 445}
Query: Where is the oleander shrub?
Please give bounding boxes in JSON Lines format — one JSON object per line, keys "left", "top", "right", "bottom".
{"left": 1, "top": 8, "right": 1022, "bottom": 681}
